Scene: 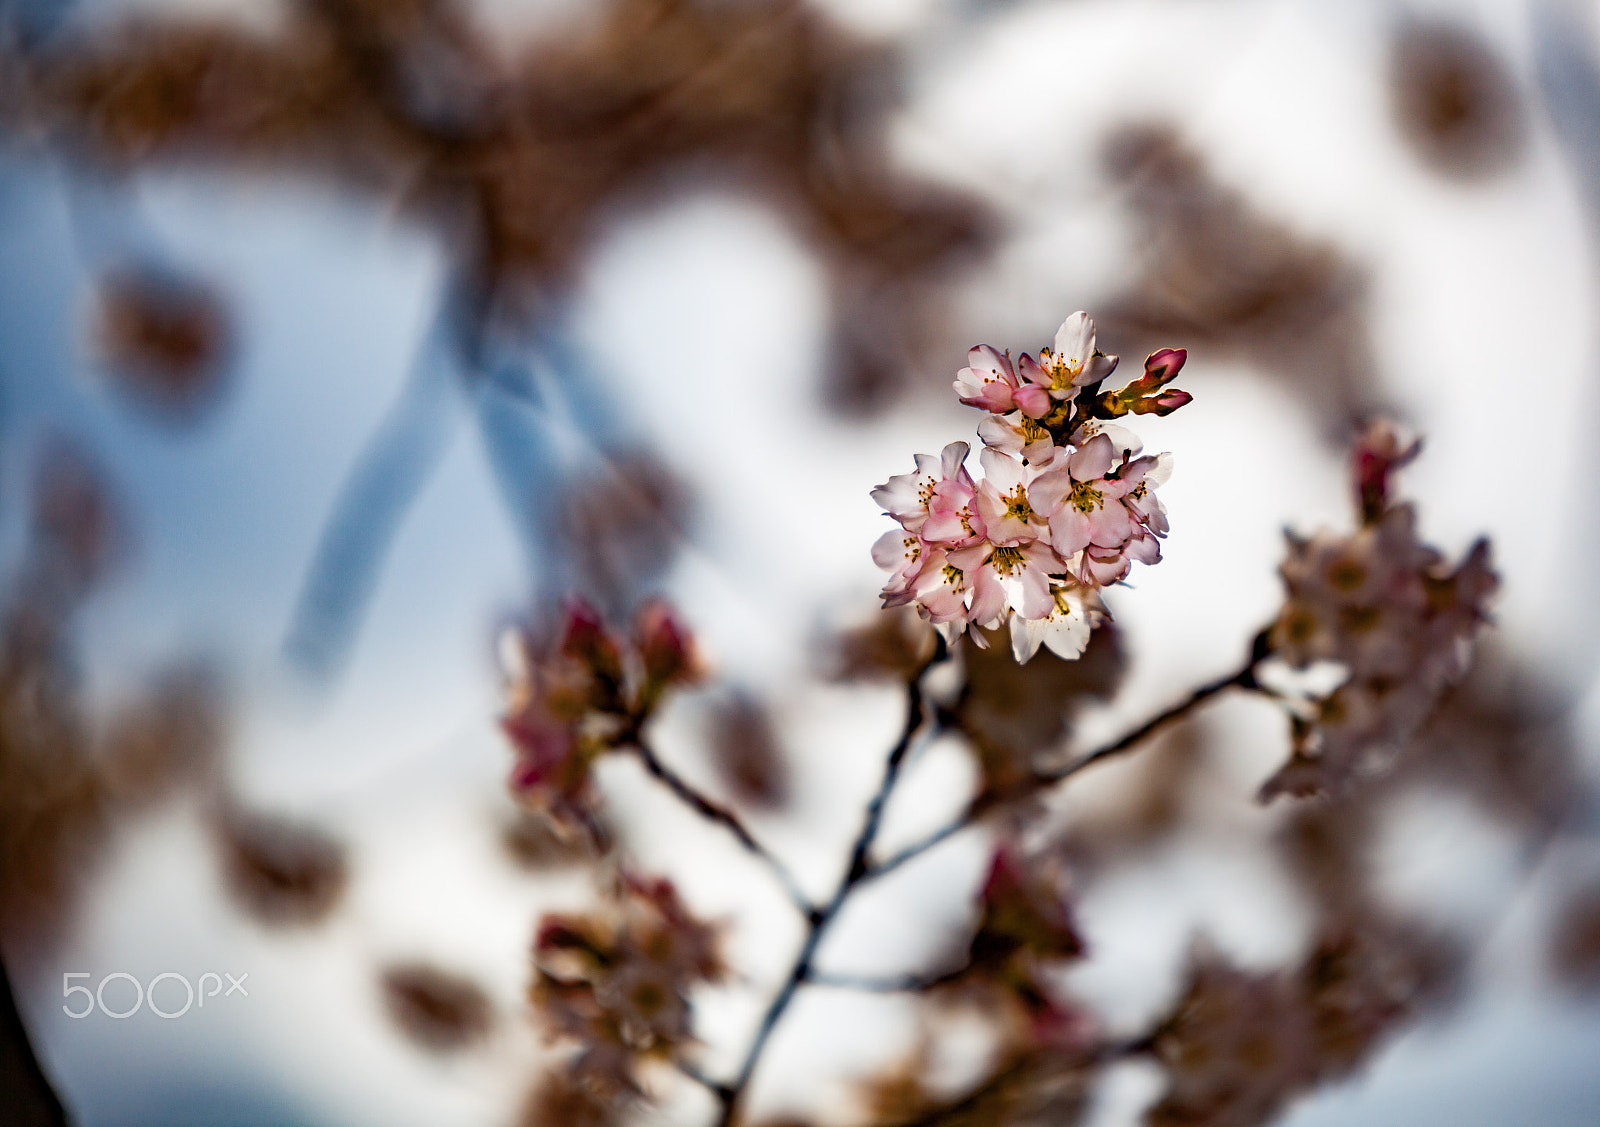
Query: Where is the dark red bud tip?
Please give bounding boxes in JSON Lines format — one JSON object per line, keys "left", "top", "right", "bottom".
{"left": 1143, "top": 347, "right": 1187, "bottom": 385}
{"left": 559, "top": 597, "right": 624, "bottom": 677}
{"left": 980, "top": 845, "right": 1027, "bottom": 905}
{"left": 1351, "top": 420, "right": 1422, "bottom": 523}
{"left": 636, "top": 601, "right": 700, "bottom": 686}
{"left": 535, "top": 917, "right": 592, "bottom": 954}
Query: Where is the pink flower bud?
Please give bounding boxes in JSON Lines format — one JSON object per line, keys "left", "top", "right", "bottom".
{"left": 1352, "top": 419, "right": 1421, "bottom": 523}
{"left": 1130, "top": 387, "right": 1193, "bottom": 416}
{"left": 559, "top": 597, "right": 624, "bottom": 684}
{"left": 1142, "top": 347, "right": 1187, "bottom": 386}
{"left": 636, "top": 601, "right": 700, "bottom": 687}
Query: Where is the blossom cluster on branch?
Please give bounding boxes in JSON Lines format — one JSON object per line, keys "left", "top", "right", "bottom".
{"left": 492, "top": 332, "right": 1507, "bottom": 1127}
{"left": 501, "top": 598, "right": 699, "bottom": 831}
{"left": 872, "top": 312, "right": 1191, "bottom": 663}
{"left": 533, "top": 873, "right": 725, "bottom": 1102}
{"left": 1260, "top": 420, "right": 1498, "bottom": 797}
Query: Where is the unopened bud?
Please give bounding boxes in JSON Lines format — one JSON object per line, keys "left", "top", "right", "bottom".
{"left": 1352, "top": 419, "right": 1421, "bottom": 523}
{"left": 1141, "top": 347, "right": 1187, "bottom": 386}
{"left": 636, "top": 601, "right": 700, "bottom": 688}
{"left": 559, "top": 597, "right": 625, "bottom": 685}
{"left": 1130, "top": 387, "right": 1193, "bottom": 416}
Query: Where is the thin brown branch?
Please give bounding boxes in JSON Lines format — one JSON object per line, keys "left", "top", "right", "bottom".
{"left": 626, "top": 737, "right": 816, "bottom": 919}
{"left": 711, "top": 639, "right": 948, "bottom": 1126}
{"left": 802, "top": 964, "right": 969, "bottom": 993}
{"left": 864, "top": 648, "right": 1266, "bottom": 886}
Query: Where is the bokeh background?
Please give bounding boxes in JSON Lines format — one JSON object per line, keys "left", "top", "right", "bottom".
{"left": 3, "top": 0, "right": 1600, "bottom": 1124}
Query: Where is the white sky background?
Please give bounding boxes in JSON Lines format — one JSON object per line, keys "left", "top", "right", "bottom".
{"left": 4, "top": 0, "right": 1600, "bottom": 1124}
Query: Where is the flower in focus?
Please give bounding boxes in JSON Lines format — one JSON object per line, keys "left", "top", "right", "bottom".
{"left": 874, "top": 312, "right": 1190, "bottom": 661}
{"left": 871, "top": 441, "right": 986, "bottom": 547}
{"left": 1008, "top": 582, "right": 1107, "bottom": 663}
{"left": 955, "top": 344, "right": 1050, "bottom": 417}
{"left": 1023, "top": 311, "right": 1119, "bottom": 398}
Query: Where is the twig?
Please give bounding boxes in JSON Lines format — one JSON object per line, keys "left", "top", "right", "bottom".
{"left": 865, "top": 653, "right": 1264, "bottom": 886}
{"left": 711, "top": 642, "right": 946, "bottom": 1126}
{"left": 703, "top": 633, "right": 1263, "bottom": 1124}
{"left": 626, "top": 737, "right": 817, "bottom": 919}
{"left": 673, "top": 1057, "right": 734, "bottom": 1101}
{"left": 802, "top": 965, "right": 969, "bottom": 993}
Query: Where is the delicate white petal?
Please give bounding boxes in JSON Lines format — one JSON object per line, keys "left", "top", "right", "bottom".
{"left": 979, "top": 446, "right": 1025, "bottom": 490}
{"left": 1077, "top": 351, "right": 1118, "bottom": 386}
{"left": 1042, "top": 610, "right": 1091, "bottom": 660}
{"left": 970, "top": 565, "right": 1007, "bottom": 627}
{"left": 940, "top": 441, "right": 972, "bottom": 480}
{"left": 1017, "top": 564, "right": 1053, "bottom": 619}
{"left": 1027, "top": 468, "right": 1073, "bottom": 514}
{"left": 1011, "top": 616, "right": 1044, "bottom": 662}
{"left": 871, "top": 476, "right": 927, "bottom": 527}
{"left": 1049, "top": 508, "right": 1093, "bottom": 557}
{"left": 1099, "top": 423, "right": 1144, "bottom": 458}
{"left": 1127, "top": 532, "right": 1162, "bottom": 565}
{"left": 978, "top": 413, "right": 1024, "bottom": 455}
{"left": 1054, "top": 311, "right": 1094, "bottom": 365}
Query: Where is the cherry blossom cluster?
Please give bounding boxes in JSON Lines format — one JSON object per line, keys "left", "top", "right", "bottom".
{"left": 1262, "top": 421, "right": 1498, "bottom": 797}
{"left": 532, "top": 874, "right": 725, "bottom": 1099}
{"left": 501, "top": 598, "right": 698, "bottom": 829}
{"left": 872, "top": 312, "right": 1191, "bottom": 663}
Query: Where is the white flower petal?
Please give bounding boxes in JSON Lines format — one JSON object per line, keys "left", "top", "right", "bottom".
{"left": 1054, "top": 311, "right": 1094, "bottom": 365}
{"left": 1011, "top": 616, "right": 1045, "bottom": 663}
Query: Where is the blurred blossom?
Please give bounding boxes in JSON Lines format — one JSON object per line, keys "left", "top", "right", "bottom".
{"left": 1550, "top": 878, "right": 1600, "bottom": 995}
{"left": 1391, "top": 18, "right": 1527, "bottom": 182}
{"left": 89, "top": 266, "right": 234, "bottom": 428}
{"left": 1099, "top": 124, "right": 1374, "bottom": 429}
{"left": 1149, "top": 921, "right": 1463, "bottom": 1127}
{"left": 213, "top": 806, "right": 348, "bottom": 927}
{"left": 502, "top": 807, "right": 611, "bottom": 872}
{"left": 516, "top": 1069, "right": 623, "bottom": 1127}
{"left": 1149, "top": 952, "right": 1316, "bottom": 1127}
{"left": 501, "top": 597, "right": 701, "bottom": 834}
{"left": 379, "top": 963, "right": 494, "bottom": 1053}
{"left": 705, "top": 690, "right": 790, "bottom": 811}
{"left": 1262, "top": 420, "right": 1498, "bottom": 799}
{"left": 531, "top": 874, "right": 724, "bottom": 1100}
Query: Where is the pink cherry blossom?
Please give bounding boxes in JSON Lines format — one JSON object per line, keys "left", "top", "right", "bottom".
{"left": 1029, "top": 434, "right": 1136, "bottom": 558}
{"left": 1120, "top": 452, "right": 1174, "bottom": 537}
{"left": 1019, "top": 311, "right": 1119, "bottom": 399}
{"left": 1008, "top": 580, "right": 1106, "bottom": 662}
{"left": 959, "top": 539, "right": 1062, "bottom": 629}
{"left": 977, "top": 409, "right": 1057, "bottom": 465}
{"left": 872, "top": 441, "right": 985, "bottom": 547}
{"left": 973, "top": 448, "right": 1049, "bottom": 546}
{"left": 908, "top": 545, "right": 975, "bottom": 630}
{"left": 872, "top": 528, "right": 927, "bottom": 607}
{"left": 871, "top": 310, "right": 1190, "bottom": 661}
{"left": 955, "top": 343, "right": 1054, "bottom": 418}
